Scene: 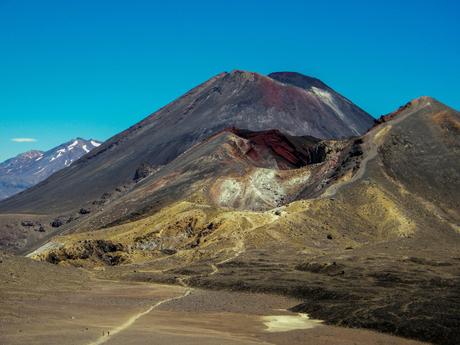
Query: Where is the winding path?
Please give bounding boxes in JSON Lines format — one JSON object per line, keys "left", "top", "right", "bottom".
{"left": 320, "top": 102, "right": 431, "bottom": 199}
{"left": 86, "top": 288, "right": 191, "bottom": 345}
{"left": 210, "top": 240, "right": 245, "bottom": 276}
{"left": 209, "top": 213, "right": 280, "bottom": 276}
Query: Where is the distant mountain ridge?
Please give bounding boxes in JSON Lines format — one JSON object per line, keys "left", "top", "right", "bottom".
{"left": 0, "top": 138, "right": 101, "bottom": 200}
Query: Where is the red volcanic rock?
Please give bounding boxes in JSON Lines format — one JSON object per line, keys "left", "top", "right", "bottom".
{"left": 221, "top": 128, "right": 326, "bottom": 169}
{"left": 0, "top": 70, "right": 373, "bottom": 215}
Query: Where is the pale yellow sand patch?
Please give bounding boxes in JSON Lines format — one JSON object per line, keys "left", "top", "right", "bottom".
{"left": 262, "top": 313, "right": 322, "bottom": 332}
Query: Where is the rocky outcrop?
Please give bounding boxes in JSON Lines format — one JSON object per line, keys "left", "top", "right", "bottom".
{"left": 45, "top": 240, "right": 127, "bottom": 266}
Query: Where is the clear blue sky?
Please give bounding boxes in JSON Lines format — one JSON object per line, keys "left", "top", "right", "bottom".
{"left": 0, "top": 0, "right": 459, "bottom": 161}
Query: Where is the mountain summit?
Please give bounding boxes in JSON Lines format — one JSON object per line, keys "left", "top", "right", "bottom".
{"left": 0, "top": 71, "right": 374, "bottom": 214}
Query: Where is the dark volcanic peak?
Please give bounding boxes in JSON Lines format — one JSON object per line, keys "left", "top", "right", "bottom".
{"left": 0, "top": 69, "right": 373, "bottom": 214}
{"left": 268, "top": 71, "right": 331, "bottom": 91}
{"left": 0, "top": 138, "right": 102, "bottom": 200}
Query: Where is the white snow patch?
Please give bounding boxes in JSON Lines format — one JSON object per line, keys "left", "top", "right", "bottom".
{"left": 34, "top": 167, "right": 46, "bottom": 175}
{"left": 91, "top": 140, "right": 101, "bottom": 147}
{"left": 82, "top": 145, "right": 90, "bottom": 153}
{"left": 53, "top": 148, "right": 66, "bottom": 159}
{"left": 67, "top": 140, "right": 79, "bottom": 150}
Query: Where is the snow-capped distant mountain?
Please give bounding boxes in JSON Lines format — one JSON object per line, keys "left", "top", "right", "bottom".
{"left": 0, "top": 138, "right": 102, "bottom": 200}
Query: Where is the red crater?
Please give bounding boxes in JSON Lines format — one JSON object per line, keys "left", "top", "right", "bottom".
{"left": 223, "top": 128, "right": 325, "bottom": 169}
